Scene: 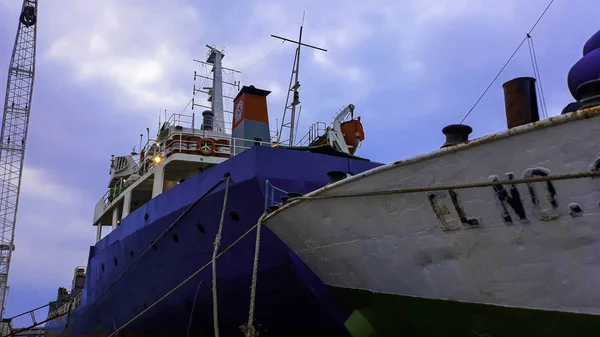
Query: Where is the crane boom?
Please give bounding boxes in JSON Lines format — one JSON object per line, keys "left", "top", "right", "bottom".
{"left": 0, "top": 0, "right": 38, "bottom": 317}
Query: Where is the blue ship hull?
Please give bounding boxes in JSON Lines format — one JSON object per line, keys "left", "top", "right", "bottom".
{"left": 45, "top": 146, "right": 382, "bottom": 336}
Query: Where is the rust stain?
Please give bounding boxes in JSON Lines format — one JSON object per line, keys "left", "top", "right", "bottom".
{"left": 541, "top": 214, "right": 560, "bottom": 221}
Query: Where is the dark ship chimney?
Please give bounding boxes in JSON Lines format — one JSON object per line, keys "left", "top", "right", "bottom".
{"left": 502, "top": 77, "right": 540, "bottom": 128}
{"left": 441, "top": 124, "right": 472, "bottom": 148}
{"left": 201, "top": 110, "right": 214, "bottom": 131}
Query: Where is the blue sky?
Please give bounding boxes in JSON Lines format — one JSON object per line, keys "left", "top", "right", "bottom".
{"left": 0, "top": 0, "right": 598, "bottom": 327}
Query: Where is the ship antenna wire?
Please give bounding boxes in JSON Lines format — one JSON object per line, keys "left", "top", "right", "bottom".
{"left": 459, "top": 0, "right": 555, "bottom": 124}
{"left": 239, "top": 40, "right": 285, "bottom": 73}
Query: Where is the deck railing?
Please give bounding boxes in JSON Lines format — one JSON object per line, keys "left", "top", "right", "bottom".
{"left": 99, "top": 121, "right": 275, "bottom": 212}
{"left": 297, "top": 121, "right": 327, "bottom": 147}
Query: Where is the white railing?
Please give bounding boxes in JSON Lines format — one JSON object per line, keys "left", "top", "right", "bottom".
{"left": 164, "top": 112, "right": 238, "bottom": 134}
{"left": 99, "top": 127, "right": 274, "bottom": 212}
{"left": 137, "top": 131, "right": 273, "bottom": 173}
{"left": 161, "top": 112, "right": 233, "bottom": 134}
{"left": 164, "top": 112, "right": 195, "bottom": 130}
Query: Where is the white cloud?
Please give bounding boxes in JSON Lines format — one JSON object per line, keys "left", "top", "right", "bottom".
{"left": 21, "top": 166, "right": 86, "bottom": 205}
{"left": 40, "top": 0, "right": 380, "bottom": 114}
{"left": 42, "top": 0, "right": 200, "bottom": 111}
{"left": 410, "top": 0, "right": 506, "bottom": 23}
{"left": 0, "top": 2, "right": 20, "bottom": 16}
{"left": 11, "top": 213, "right": 91, "bottom": 288}
{"left": 38, "top": 0, "right": 515, "bottom": 122}
{"left": 10, "top": 166, "right": 94, "bottom": 290}
{"left": 35, "top": 0, "right": 551, "bottom": 114}
{"left": 543, "top": 89, "right": 574, "bottom": 117}
{"left": 312, "top": 52, "right": 364, "bottom": 83}
{"left": 262, "top": 81, "right": 285, "bottom": 101}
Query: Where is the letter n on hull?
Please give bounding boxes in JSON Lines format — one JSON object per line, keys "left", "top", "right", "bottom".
{"left": 490, "top": 173, "right": 527, "bottom": 224}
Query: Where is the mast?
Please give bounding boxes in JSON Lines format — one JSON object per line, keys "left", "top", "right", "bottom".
{"left": 273, "top": 13, "right": 327, "bottom": 146}
{"left": 205, "top": 46, "right": 225, "bottom": 133}
{"left": 192, "top": 45, "right": 240, "bottom": 134}
{"left": 0, "top": 0, "right": 38, "bottom": 317}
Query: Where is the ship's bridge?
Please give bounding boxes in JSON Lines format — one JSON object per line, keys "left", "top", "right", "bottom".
{"left": 91, "top": 110, "right": 272, "bottom": 241}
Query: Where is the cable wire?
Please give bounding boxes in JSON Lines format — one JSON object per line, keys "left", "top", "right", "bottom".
{"left": 240, "top": 40, "right": 285, "bottom": 72}
{"left": 528, "top": 34, "right": 549, "bottom": 118}
{"left": 459, "top": 0, "right": 556, "bottom": 124}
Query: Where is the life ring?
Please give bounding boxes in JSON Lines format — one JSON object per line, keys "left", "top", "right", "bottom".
{"left": 197, "top": 138, "right": 216, "bottom": 156}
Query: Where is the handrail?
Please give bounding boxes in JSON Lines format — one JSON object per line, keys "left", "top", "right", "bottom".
{"left": 99, "top": 130, "right": 274, "bottom": 212}
{"left": 264, "top": 180, "right": 288, "bottom": 210}
{"left": 296, "top": 105, "right": 358, "bottom": 147}
{"left": 297, "top": 121, "right": 327, "bottom": 147}
{"left": 157, "top": 116, "right": 235, "bottom": 136}
{"left": 0, "top": 298, "right": 75, "bottom": 337}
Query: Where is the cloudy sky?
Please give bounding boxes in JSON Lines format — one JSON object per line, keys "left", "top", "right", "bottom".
{"left": 0, "top": 0, "right": 598, "bottom": 326}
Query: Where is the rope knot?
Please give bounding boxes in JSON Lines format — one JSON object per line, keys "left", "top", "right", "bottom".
{"left": 240, "top": 323, "right": 259, "bottom": 337}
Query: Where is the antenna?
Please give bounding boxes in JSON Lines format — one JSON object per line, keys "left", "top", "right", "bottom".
{"left": 272, "top": 12, "right": 327, "bottom": 146}
{"left": 139, "top": 134, "right": 143, "bottom": 157}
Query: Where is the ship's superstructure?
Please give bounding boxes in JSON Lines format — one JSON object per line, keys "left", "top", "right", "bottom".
{"left": 90, "top": 43, "right": 366, "bottom": 243}
{"left": 91, "top": 45, "right": 260, "bottom": 242}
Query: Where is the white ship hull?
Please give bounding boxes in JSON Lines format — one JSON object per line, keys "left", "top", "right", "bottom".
{"left": 265, "top": 107, "right": 600, "bottom": 315}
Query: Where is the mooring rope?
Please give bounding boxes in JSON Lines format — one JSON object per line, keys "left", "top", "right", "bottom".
{"left": 243, "top": 212, "right": 266, "bottom": 337}
{"left": 286, "top": 170, "right": 600, "bottom": 202}
{"left": 107, "top": 220, "right": 263, "bottom": 337}
{"left": 212, "top": 175, "right": 230, "bottom": 337}
{"left": 59, "top": 177, "right": 229, "bottom": 336}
